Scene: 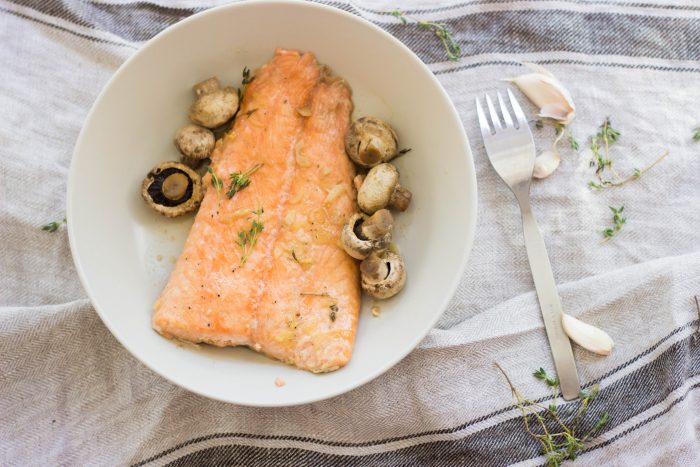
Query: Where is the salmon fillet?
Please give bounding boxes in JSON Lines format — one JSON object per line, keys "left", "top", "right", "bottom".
{"left": 152, "top": 49, "right": 359, "bottom": 373}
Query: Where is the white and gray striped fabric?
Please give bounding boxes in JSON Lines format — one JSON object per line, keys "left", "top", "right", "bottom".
{"left": 2, "top": 0, "right": 699, "bottom": 465}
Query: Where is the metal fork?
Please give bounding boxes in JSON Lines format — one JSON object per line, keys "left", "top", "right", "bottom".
{"left": 476, "top": 90, "right": 580, "bottom": 400}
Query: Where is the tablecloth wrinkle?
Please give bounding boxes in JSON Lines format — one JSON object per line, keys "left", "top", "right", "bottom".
{"left": 1, "top": 0, "right": 699, "bottom": 465}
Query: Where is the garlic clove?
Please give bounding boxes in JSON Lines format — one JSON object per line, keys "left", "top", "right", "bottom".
{"left": 532, "top": 150, "right": 560, "bottom": 179}
{"left": 507, "top": 64, "right": 575, "bottom": 125}
{"left": 522, "top": 62, "right": 555, "bottom": 78}
{"left": 561, "top": 314, "right": 614, "bottom": 356}
{"left": 540, "top": 103, "right": 572, "bottom": 123}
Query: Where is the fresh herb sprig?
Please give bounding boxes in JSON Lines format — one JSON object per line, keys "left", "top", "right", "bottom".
{"left": 236, "top": 208, "right": 264, "bottom": 265}
{"left": 208, "top": 167, "right": 224, "bottom": 194}
{"left": 238, "top": 66, "right": 255, "bottom": 101}
{"left": 693, "top": 127, "right": 700, "bottom": 142}
{"left": 226, "top": 163, "right": 263, "bottom": 199}
{"left": 589, "top": 118, "right": 619, "bottom": 180}
{"left": 390, "top": 10, "right": 461, "bottom": 61}
{"left": 587, "top": 118, "right": 667, "bottom": 190}
{"left": 601, "top": 206, "right": 626, "bottom": 243}
{"left": 536, "top": 119, "right": 579, "bottom": 151}
{"left": 42, "top": 218, "right": 66, "bottom": 232}
{"left": 496, "top": 364, "right": 609, "bottom": 467}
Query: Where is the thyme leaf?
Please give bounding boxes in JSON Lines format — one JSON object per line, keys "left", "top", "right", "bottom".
{"left": 41, "top": 218, "right": 66, "bottom": 232}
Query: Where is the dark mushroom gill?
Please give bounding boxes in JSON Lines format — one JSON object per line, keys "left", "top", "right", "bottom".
{"left": 147, "top": 167, "right": 194, "bottom": 207}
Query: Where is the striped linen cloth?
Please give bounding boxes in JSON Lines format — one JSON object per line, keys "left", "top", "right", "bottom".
{"left": 1, "top": 0, "right": 699, "bottom": 465}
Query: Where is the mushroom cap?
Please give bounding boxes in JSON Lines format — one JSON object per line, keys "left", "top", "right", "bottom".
{"left": 188, "top": 87, "right": 239, "bottom": 129}
{"left": 345, "top": 117, "right": 398, "bottom": 168}
{"left": 141, "top": 161, "right": 204, "bottom": 217}
{"left": 340, "top": 211, "right": 393, "bottom": 260}
{"left": 341, "top": 213, "right": 374, "bottom": 260}
{"left": 174, "top": 124, "right": 215, "bottom": 167}
{"left": 360, "top": 250, "right": 406, "bottom": 299}
{"left": 357, "top": 163, "right": 399, "bottom": 214}
{"left": 193, "top": 76, "right": 221, "bottom": 97}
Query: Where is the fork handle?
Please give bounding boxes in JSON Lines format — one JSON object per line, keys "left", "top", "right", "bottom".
{"left": 517, "top": 194, "right": 581, "bottom": 400}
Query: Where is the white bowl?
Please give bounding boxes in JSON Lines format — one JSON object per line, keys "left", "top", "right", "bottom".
{"left": 68, "top": 0, "right": 477, "bottom": 406}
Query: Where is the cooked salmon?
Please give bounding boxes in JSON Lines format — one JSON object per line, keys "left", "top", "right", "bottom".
{"left": 152, "top": 49, "right": 359, "bottom": 373}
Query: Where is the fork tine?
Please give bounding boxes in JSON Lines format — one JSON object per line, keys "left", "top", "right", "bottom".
{"left": 497, "top": 92, "right": 514, "bottom": 128}
{"left": 475, "top": 97, "right": 493, "bottom": 138}
{"left": 507, "top": 89, "right": 528, "bottom": 128}
{"left": 485, "top": 94, "right": 503, "bottom": 130}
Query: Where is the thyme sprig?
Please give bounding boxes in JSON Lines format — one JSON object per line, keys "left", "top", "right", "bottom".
{"left": 496, "top": 364, "right": 609, "bottom": 467}
{"left": 587, "top": 118, "right": 667, "bottom": 190}
{"left": 536, "top": 119, "right": 579, "bottom": 151}
{"left": 390, "top": 10, "right": 461, "bottom": 61}
{"left": 601, "top": 206, "right": 626, "bottom": 243}
{"left": 238, "top": 66, "right": 255, "bottom": 101}
{"left": 226, "top": 163, "right": 263, "bottom": 199}
{"left": 589, "top": 118, "right": 619, "bottom": 180}
{"left": 207, "top": 167, "right": 223, "bottom": 194}
{"left": 236, "top": 208, "right": 264, "bottom": 265}
{"left": 42, "top": 218, "right": 66, "bottom": 232}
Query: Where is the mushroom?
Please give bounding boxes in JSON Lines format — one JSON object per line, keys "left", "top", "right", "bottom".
{"left": 174, "top": 124, "right": 215, "bottom": 168}
{"left": 357, "top": 163, "right": 412, "bottom": 214}
{"left": 340, "top": 210, "right": 393, "bottom": 260}
{"left": 360, "top": 250, "right": 406, "bottom": 299}
{"left": 188, "top": 76, "right": 239, "bottom": 129}
{"left": 345, "top": 117, "right": 398, "bottom": 168}
{"left": 141, "top": 161, "right": 204, "bottom": 217}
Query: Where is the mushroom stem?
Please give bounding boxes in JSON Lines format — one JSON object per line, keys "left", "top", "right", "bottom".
{"left": 389, "top": 184, "right": 412, "bottom": 212}
{"left": 353, "top": 174, "right": 366, "bottom": 192}
{"left": 360, "top": 209, "right": 393, "bottom": 240}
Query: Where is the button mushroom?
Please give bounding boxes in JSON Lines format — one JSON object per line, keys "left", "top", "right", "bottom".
{"left": 345, "top": 117, "right": 398, "bottom": 168}
{"left": 357, "top": 163, "right": 412, "bottom": 214}
{"left": 174, "top": 124, "right": 215, "bottom": 168}
{"left": 141, "top": 161, "right": 204, "bottom": 217}
{"left": 188, "top": 76, "right": 239, "bottom": 129}
{"left": 360, "top": 250, "right": 406, "bottom": 299}
{"left": 341, "top": 210, "right": 393, "bottom": 260}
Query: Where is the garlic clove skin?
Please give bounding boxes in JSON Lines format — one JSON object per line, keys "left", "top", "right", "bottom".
{"left": 532, "top": 150, "right": 560, "bottom": 179}
{"left": 507, "top": 63, "right": 575, "bottom": 125}
{"left": 562, "top": 314, "right": 614, "bottom": 356}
